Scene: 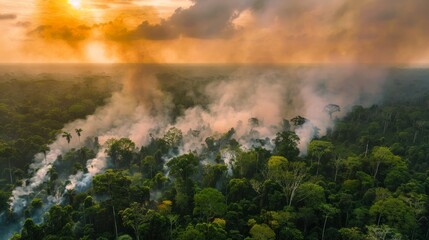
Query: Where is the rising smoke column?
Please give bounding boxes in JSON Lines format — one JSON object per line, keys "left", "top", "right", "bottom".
{"left": 9, "top": 68, "right": 170, "bottom": 213}
{"left": 0, "top": 64, "right": 390, "bottom": 240}
{"left": 295, "top": 65, "right": 387, "bottom": 153}
{"left": 7, "top": 65, "right": 387, "bottom": 215}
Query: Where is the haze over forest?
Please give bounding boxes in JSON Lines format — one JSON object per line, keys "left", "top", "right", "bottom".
{"left": 1, "top": 1, "right": 429, "bottom": 240}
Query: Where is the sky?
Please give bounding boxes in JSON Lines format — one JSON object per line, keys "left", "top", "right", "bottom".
{"left": 1, "top": 0, "right": 429, "bottom": 64}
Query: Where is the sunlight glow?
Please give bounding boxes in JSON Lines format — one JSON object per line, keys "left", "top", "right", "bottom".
{"left": 68, "top": 0, "right": 81, "bottom": 9}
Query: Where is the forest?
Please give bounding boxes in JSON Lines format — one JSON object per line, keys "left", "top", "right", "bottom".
{"left": 1, "top": 67, "right": 429, "bottom": 240}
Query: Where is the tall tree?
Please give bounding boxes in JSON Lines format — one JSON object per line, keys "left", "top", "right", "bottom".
{"left": 120, "top": 202, "right": 148, "bottom": 240}
{"left": 369, "top": 197, "right": 416, "bottom": 235}
{"left": 324, "top": 104, "right": 341, "bottom": 120}
{"left": 75, "top": 128, "right": 83, "bottom": 143}
{"left": 267, "top": 156, "right": 307, "bottom": 206}
{"left": 106, "top": 138, "right": 136, "bottom": 168}
{"left": 319, "top": 204, "right": 339, "bottom": 240}
{"left": 273, "top": 131, "right": 300, "bottom": 161}
{"left": 93, "top": 170, "right": 132, "bottom": 238}
{"left": 201, "top": 164, "right": 228, "bottom": 188}
{"left": 291, "top": 116, "right": 307, "bottom": 127}
{"left": 167, "top": 153, "right": 199, "bottom": 181}
{"left": 370, "top": 146, "right": 401, "bottom": 180}
{"left": 62, "top": 131, "right": 72, "bottom": 148}
{"left": 166, "top": 153, "right": 199, "bottom": 214}
{"left": 193, "top": 188, "right": 227, "bottom": 222}
{"left": 308, "top": 140, "right": 334, "bottom": 175}
{"left": 233, "top": 150, "right": 259, "bottom": 179}
{"left": 163, "top": 127, "right": 183, "bottom": 153}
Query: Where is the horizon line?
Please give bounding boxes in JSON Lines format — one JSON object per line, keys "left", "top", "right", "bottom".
{"left": 0, "top": 62, "right": 428, "bottom": 67}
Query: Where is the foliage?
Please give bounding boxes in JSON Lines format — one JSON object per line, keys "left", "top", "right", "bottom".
{"left": 273, "top": 131, "right": 300, "bottom": 161}
{"left": 106, "top": 138, "right": 136, "bottom": 168}
{"left": 249, "top": 223, "right": 276, "bottom": 240}
{"left": 193, "top": 188, "right": 227, "bottom": 221}
{"left": 4, "top": 74, "right": 429, "bottom": 240}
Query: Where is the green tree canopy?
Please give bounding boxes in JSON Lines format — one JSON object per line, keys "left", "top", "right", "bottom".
{"left": 106, "top": 138, "right": 136, "bottom": 168}
{"left": 193, "top": 188, "right": 227, "bottom": 222}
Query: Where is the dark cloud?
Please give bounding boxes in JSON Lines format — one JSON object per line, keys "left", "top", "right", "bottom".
{"left": 167, "top": 0, "right": 248, "bottom": 38}
{"left": 119, "top": 0, "right": 252, "bottom": 40}
{"left": 0, "top": 13, "right": 17, "bottom": 20}
{"left": 128, "top": 20, "right": 179, "bottom": 40}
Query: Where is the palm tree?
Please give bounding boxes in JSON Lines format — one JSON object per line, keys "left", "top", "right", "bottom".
{"left": 62, "top": 131, "right": 72, "bottom": 148}
{"left": 75, "top": 128, "right": 83, "bottom": 143}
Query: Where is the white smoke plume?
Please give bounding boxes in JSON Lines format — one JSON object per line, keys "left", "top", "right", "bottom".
{"left": 10, "top": 147, "right": 63, "bottom": 212}
{"left": 295, "top": 65, "right": 387, "bottom": 153}
{"left": 65, "top": 150, "right": 109, "bottom": 192}
{"left": 5, "top": 65, "right": 387, "bottom": 239}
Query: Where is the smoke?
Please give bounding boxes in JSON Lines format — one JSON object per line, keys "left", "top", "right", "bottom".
{"left": 171, "top": 69, "right": 301, "bottom": 152}
{"left": 65, "top": 150, "right": 109, "bottom": 192}
{"left": 296, "top": 65, "right": 387, "bottom": 153}
{"left": 7, "top": 64, "right": 386, "bottom": 212}
{"left": 10, "top": 148, "right": 63, "bottom": 213}
{"left": 7, "top": 67, "right": 170, "bottom": 212}
{"left": 1, "top": 1, "right": 426, "bottom": 239}
{"left": 0, "top": 64, "right": 389, "bottom": 240}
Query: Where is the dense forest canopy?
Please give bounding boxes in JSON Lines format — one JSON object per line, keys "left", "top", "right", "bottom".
{"left": 1, "top": 66, "right": 429, "bottom": 240}
{"left": 2, "top": 0, "right": 429, "bottom": 239}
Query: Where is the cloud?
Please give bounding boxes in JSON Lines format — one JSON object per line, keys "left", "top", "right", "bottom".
{"left": 210, "top": 0, "right": 426, "bottom": 64}
{"left": 13, "top": 0, "right": 429, "bottom": 63}
{"left": 80, "top": 0, "right": 426, "bottom": 64}
{"left": 0, "top": 13, "right": 17, "bottom": 20}
{"left": 28, "top": 25, "right": 91, "bottom": 44}
{"left": 125, "top": 20, "right": 179, "bottom": 40}
{"left": 6, "top": 64, "right": 388, "bottom": 218}
{"left": 119, "top": 0, "right": 252, "bottom": 40}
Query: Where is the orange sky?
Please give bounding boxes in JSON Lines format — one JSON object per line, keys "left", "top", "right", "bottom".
{"left": 1, "top": 0, "right": 429, "bottom": 64}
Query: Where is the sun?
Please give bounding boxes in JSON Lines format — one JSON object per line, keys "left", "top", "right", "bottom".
{"left": 68, "top": 0, "right": 81, "bottom": 9}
